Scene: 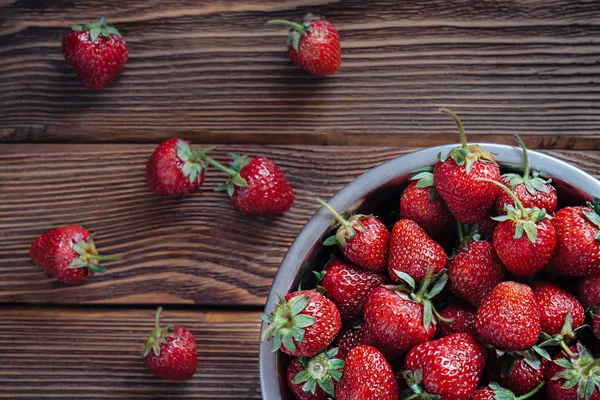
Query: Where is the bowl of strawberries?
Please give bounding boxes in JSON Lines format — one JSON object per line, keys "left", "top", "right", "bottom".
{"left": 259, "top": 110, "right": 600, "bottom": 400}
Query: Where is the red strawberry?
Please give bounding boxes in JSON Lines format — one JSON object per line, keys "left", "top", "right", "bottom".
{"left": 531, "top": 281, "right": 585, "bottom": 337}
{"left": 473, "top": 382, "right": 545, "bottom": 400}
{"left": 448, "top": 234, "right": 505, "bottom": 307}
{"left": 403, "top": 333, "right": 488, "bottom": 399}
{"left": 387, "top": 219, "right": 447, "bottom": 283}
{"left": 547, "top": 199, "right": 600, "bottom": 276}
{"left": 318, "top": 258, "right": 387, "bottom": 321}
{"left": 577, "top": 274, "right": 600, "bottom": 308}
{"left": 204, "top": 154, "right": 294, "bottom": 215}
{"left": 334, "top": 324, "right": 372, "bottom": 354}
{"left": 434, "top": 109, "right": 501, "bottom": 224}
{"left": 146, "top": 138, "right": 207, "bottom": 195}
{"left": 399, "top": 169, "right": 453, "bottom": 238}
{"left": 335, "top": 345, "right": 399, "bottom": 400}
{"left": 317, "top": 198, "right": 389, "bottom": 272}
{"left": 496, "top": 136, "right": 558, "bottom": 215}
{"left": 143, "top": 307, "right": 197, "bottom": 381}
{"left": 545, "top": 343, "right": 600, "bottom": 400}
{"left": 485, "top": 178, "right": 557, "bottom": 276}
{"left": 286, "top": 347, "right": 345, "bottom": 400}
{"left": 487, "top": 355, "right": 548, "bottom": 396}
{"left": 268, "top": 14, "right": 341, "bottom": 76}
{"left": 62, "top": 17, "right": 128, "bottom": 89}
{"left": 30, "top": 225, "right": 120, "bottom": 284}
{"left": 474, "top": 281, "right": 541, "bottom": 351}
{"left": 261, "top": 290, "right": 341, "bottom": 357}
{"left": 436, "top": 303, "right": 476, "bottom": 337}
{"left": 364, "top": 268, "right": 448, "bottom": 357}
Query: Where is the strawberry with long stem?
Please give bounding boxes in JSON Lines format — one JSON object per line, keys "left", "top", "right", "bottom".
{"left": 317, "top": 198, "right": 389, "bottom": 272}
{"left": 479, "top": 178, "right": 557, "bottom": 276}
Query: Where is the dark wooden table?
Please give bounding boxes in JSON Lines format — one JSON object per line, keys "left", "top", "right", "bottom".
{"left": 1, "top": 1, "right": 600, "bottom": 398}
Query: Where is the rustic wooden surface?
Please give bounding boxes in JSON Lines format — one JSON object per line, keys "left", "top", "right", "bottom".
{"left": 2, "top": 1, "right": 600, "bottom": 398}
{"left": 2, "top": 0, "right": 600, "bottom": 148}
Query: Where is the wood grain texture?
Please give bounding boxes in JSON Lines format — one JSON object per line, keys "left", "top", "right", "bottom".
{"left": 0, "top": 307, "right": 262, "bottom": 399}
{"left": 2, "top": 144, "right": 600, "bottom": 306}
{"left": 2, "top": 0, "right": 600, "bottom": 148}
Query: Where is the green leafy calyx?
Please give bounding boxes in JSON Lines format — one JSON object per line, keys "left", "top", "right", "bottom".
{"left": 317, "top": 198, "right": 368, "bottom": 247}
{"left": 267, "top": 14, "right": 318, "bottom": 51}
{"left": 500, "top": 135, "right": 552, "bottom": 197}
{"left": 582, "top": 197, "right": 600, "bottom": 242}
{"left": 68, "top": 233, "right": 121, "bottom": 274}
{"left": 142, "top": 307, "right": 179, "bottom": 358}
{"left": 260, "top": 292, "right": 316, "bottom": 354}
{"left": 551, "top": 342, "right": 600, "bottom": 400}
{"left": 410, "top": 168, "right": 440, "bottom": 201}
{"left": 402, "top": 369, "right": 441, "bottom": 399}
{"left": 488, "top": 381, "right": 544, "bottom": 400}
{"left": 207, "top": 153, "right": 250, "bottom": 197}
{"left": 176, "top": 140, "right": 208, "bottom": 186}
{"left": 70, "top": 16, "right": 122, "bottom": 41}
{"left": 292, "top": 348, "right": 344, "bottom": 396}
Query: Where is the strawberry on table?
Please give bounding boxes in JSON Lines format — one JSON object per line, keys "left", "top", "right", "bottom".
{"left": 318, "top": 258, "right": 387, "bottom": 321}
{"left": 473, "top": 382, "right": 545, "bottom": 400}
{"left": 30, "top": 225, "right": 120, "bottom": 283}
{"left": 143, "top": 307, "right": 197, "bottom": 381}
{"left": 487, "top": 355, "right": 548, "bottom": 396}
{"left": 434, "top": 108, "right": 501, "bottom": 224}
{"left": 146, "top": 138, "right": 208, "bottom": 195}
{"left": 436, "top": 302, "right": 476, "bottom": 337}
{"left": 577, "top": 274, "right": 600, "bottom": 308}
{"left": 261, "top": 290, "right": 341, "bottom": 357}
{"left": 495, "top": 136, "right": 558, "bottom": 215}
{"left": 544, "top": 343, "right": 600, "bottom": 400}
{"left": 286, "top": 347, "right": 345, "bottom": 400}
{"left": 547, "top": 198, "right": 600, "bottom": 276}
{"left": 268, "top": 14, "right": 341, "bottom": 76}
{"left": 402, "top": 333, "right": 488, "bottom": 399}
{"left": 317, "top": 198, "right": 389, "bottom": 272}
{"left": 62, "top": 17, "right": 128, "bottom": 89}
{"left": 474, "top": 281, "right": 541, "bottom": 351}
{"left": 335, "top": 345, "right": 399, "bottom": 400}
{"left": 202, "top": 153, "right": 294, "bottom": 215}
{"left": 387, "top": 219, "right": 447, "bottom": 283}
{"left": 483, "top": 178, "right": 557, "bottom": 276}
{"left": 447, "top": 223, "right": 505, "bottom": 307}
{"left": 399, "top": 168, "right": 453, "bottom": 238}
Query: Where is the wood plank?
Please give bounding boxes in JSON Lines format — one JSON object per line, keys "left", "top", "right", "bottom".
{"left": 1, "top": 144, "right": 600, "bottom": 306}
{"left": 0, "top": 307, "right": 262, "bottom": 399}
{"left": 1, "top": 0, "right": 600, "bottom": 148}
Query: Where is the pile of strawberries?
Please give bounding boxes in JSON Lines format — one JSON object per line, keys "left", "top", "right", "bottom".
{"left": 262, "top": 109, "right": 600, "bottom": 400}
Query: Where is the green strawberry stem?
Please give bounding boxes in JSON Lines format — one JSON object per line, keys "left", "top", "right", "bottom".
{"left": 440, "top": 108, "right": 467, "bottom": 149}
{"left": 267, "top": 19, "right": 308, "bottom": 35}
{"left": 517, "top": 382, "right": 544, "bottom": 399}
{"left": 514, "top": 135, "right": 531, "bottom": 180}
{"left": 85, "top": 254, "right": 121, "bottom": 261}
{"left": 477, "top": 178, "right": 527, "bottom": 216}
{"left": 198, "top": 152, "right": 248, "bottom": 187}
{"left": 582, "top": 358, "right": 600, "bottom": 375}
{"left": 457, "top": 221, "right": 465, "bottom": 243}
{"left": 154, "top": 306, "right": 163, "bottom": 331}
{"left": 316, "top": 198, "right": 353, "bottom": 231}
{"left": 561, "top": 341, "right": 578, "bottom": 359}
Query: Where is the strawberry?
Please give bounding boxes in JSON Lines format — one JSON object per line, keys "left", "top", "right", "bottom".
{"left": 531, "top": 281, "right": 585, "bottom": 337}
{"left": 495, "top": 136, "right": 558, "bottom": 215}
{"left": 363, "top": 268, "right": 448, "bottom": 357}
{"left": 436, "top": 302, "right": 476, "bottom": 337}
{"left": 473, "top": 382, "right": 545, "bottom": 400}
{"left": 447, "top": 228, "right": 505, "bottom": 307}
{"left": 434, "top": 108, "right": 501, "bottom": 224}
{"left": 30, "top": 225, "right": 120, "bottom": 284}
{"left": 545, "top": 343, "right": 600, "bottom": 400}
{"left": 317, "top": 198, "right": 389, "bottom": 272}
{"left": 402, "top": 333, "right": 488, "bottom": 399}
{"left": 143, "top": 308, "right": 197, "bottom": 381}
{"left": 546, "top": 199, "right": 600, "bottom": 276}
{"left": 334, "top": 323, "right": 372, "bottom": 354}
{"left": 387, "top": 219, "right": 447, "bottom": 283}
{"left": 286, "top": 347, "right": 345, "bottom": 400}
{"left": 484, "top": 178, "right": 557, "bottom": 276}
{"left": 268, "top": 14, "right": 341, "bottom": 76}
{"left": 335, "top": 345, "right": 399, "bottom": 400}
{"left": 577, "top": 274, "right": 600, "bottom": 308}
{"left": 62, "top": 17, "right": 128, "bottom": 89}
{"left": 203, "top": 153, "right": 294, "bottom": 215}
{"left": 399, "top": 168, "right": 453, "bottom": 238}
{"left": 318, "top": 258, "right": 387, "bottom": 321}
{"left": 487, "top": 355, "right": 548, "bottom": 396}
{"left": 474, "top": 281, "right": 541, "bottom": 351}
{"left": 261, "top": 290, "right": 341, "bottom": 357}
{"left": 145, "top": 138, "right": 207, "bottom": 195}
{"left": 594, "top": 310, "right": 600, "bottom": 340}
